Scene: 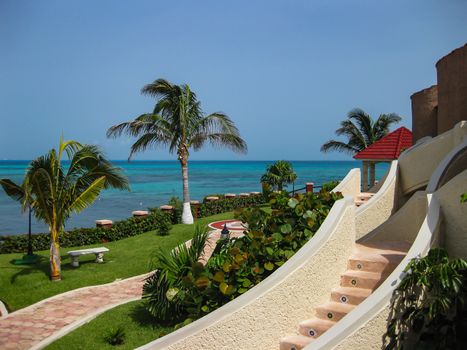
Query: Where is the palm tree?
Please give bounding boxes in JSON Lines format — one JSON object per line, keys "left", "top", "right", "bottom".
{"left": 14, "top": 138, "right": 129, "bottom": 280}
{"left": 107, "top": 78, "right": 247, "bottom": 224}
{"left": 321, "top": 108, "right": 401, "bottom": 188}
{"left": 261, "top": 160, "right": 297, "bottom": 191}
{"left": 320, "top": 108, "right": 402, "bottom": 154}
{"left": 0, "top": 179, "right": 36, "bottom": 261}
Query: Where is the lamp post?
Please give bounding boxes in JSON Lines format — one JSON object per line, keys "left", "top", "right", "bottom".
{"left": 213, "top": 223, "right": 230, "bottom": 256}
{"left": 221, "top": 223, "right": 230, "bottom": 240}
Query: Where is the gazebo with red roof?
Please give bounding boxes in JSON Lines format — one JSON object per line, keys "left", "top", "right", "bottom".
{"left": 353, "top": 127, "right": 413, "bottom": 191}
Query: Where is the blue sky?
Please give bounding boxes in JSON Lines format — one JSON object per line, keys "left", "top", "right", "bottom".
{"left": 0, "top": 0, "right": 466, "bottom": 161}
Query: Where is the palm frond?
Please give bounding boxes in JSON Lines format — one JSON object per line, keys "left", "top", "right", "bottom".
{"left": 68, "top": 176, "right": 106, "bottom": 214}
{"left": 320, "top": 140, "right": 360, "bottom": 154}
{"left": 0, "top": 179, "right": 25, "bottom": 202}
{"left": 348, "top": 108, "right": 375, "bottom": 145}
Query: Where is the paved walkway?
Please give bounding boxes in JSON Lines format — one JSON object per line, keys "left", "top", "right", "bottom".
{"left": 0, "top": 274, "right": 147, "bottom": 350}
{"left": 0, "top": 222, "right": 245, "bottom": 350}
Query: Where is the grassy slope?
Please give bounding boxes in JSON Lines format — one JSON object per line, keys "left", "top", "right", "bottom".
{"left": 0, "top": 212, "right": 233, "bottom": 311}
{"left": 45, "top": 300, "right": 171, "bottom": 350}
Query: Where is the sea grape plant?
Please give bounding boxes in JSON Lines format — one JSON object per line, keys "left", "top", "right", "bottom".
{"left": 143, "top": 189, "right": 341, "bottom": 324}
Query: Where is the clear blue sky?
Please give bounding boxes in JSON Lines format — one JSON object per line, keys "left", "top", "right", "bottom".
{"left": 1, "top": 0, "right": 466, "bottom": 160}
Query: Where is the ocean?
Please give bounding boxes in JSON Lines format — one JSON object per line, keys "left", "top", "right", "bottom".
{"left": 0, "top": 160, "right": 388, "bottom": 235}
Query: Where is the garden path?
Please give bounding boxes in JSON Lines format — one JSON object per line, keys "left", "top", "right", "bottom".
{"left": 0, "top": 220, "right": 242, "bottom": 350}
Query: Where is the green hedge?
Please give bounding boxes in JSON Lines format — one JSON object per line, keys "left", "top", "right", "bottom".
{"left": 149, "top": 194, "right": 266, "bottom": 225}
{"left": 1, "top": 194, "right": 266, "bottom": 254}
{"left": 0, "top": 209, "right": 172, "bottom": 254}
{"left": 199, "top": 194, "right": 264, "bottom": 218}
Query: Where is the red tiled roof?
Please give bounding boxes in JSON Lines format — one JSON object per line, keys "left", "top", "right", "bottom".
{"left": 353, "top": 127, "right": 413, "bottom": 160}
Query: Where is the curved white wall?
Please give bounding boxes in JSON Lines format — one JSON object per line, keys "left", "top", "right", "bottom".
{"left": 333, "top": 168, "right": 361, "bottom": 197}
{"left": 358, "top": 191, "right": 427, "bottom": 244}
{"left": 137, "top": 197, "right": 356, "bottom": 350}
{"left": 306, "top": 194, "right": 441, "bottom": 350}
{"left": 399, "top": 121, "right": 467, "bottom": 195}
{"left": 355, "top": 161, "right": 398, "bottom": 239}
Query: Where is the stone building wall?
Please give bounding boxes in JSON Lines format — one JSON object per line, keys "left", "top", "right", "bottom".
{"left": 411, "top": 44, "right": 467, "bottom": 140}
{"left": 436, "top": 44, "right": 467, "bottom": 134}
{"left": 410, "top": 85, "right": 438, "bottom": 142}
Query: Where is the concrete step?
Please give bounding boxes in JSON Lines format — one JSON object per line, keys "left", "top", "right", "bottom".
{"left": 341, "top": 270, "right": 383, "bottom": 290}
{"left": 331, "top": 287, "right": 372, "bottom": 305}
{"left": 298, "top": 318, "right": 336, "bottom": 338}
{"left": 349, "top": 242, "right": 409, "bottom": 273}
{"left": 315, "top": 301, "right": 355, "bottom": 322}
{"left": 279, "top": 334, "right": 314, "bottom": 350}
{"left": 357, "top": 192, "right": 374, "bottom": 201}
{"left": 355, "top": 200, "right": 365, "bottom": 207}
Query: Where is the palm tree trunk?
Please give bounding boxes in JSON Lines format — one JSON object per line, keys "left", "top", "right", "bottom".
{"left": 180, "top": 157, "right": 194, "bottom": 224}
{"left": 49, "top": 227, "right": 61, "bottom": 281}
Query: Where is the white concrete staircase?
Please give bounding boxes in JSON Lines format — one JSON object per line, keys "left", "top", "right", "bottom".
{"left": 279, "top": 241, "right": 410, "bottom": 350}
{"left": 354, "top": 192, "right": 375, "bottom": 207}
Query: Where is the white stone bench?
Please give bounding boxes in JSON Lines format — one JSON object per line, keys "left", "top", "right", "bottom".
{"left": 67, "top": 247, "right": 109, "bottom": 267}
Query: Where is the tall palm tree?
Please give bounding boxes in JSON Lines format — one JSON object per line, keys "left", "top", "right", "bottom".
{"left": 12, "top": 138, "right": 129, "bottom": 280}
{"left": 107, "top": 78, "right": 247, "bottom": 224}
{"left": 261, "top": 160, "right": 297, "bottom": 191}
{"left": 321, "top": 108, "right": 401, "bottom": 188}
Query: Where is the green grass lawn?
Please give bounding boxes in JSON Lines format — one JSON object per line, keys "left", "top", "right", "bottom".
{"left": 0, "top": 212, "right": 233, "bottom": 311}
{"left": 45, "top": 300, "right": 171, "bottom": 350}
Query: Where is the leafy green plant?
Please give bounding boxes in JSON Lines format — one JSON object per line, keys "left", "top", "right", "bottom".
{"left": 168, "top": 197, "right": 183, "bottom": 224}
{"left": 385, "top": 248, "right": 467, "bottom": 349}
{"left": 143, "top": 227, "right": 210, "bottom": 321}
{"left": 104, "top": 326, "right": 126, "bottom": 346}
{"left": 144, "top": 189, "right": 341, "bottom": 324}
{"left": 260, "top": 160, "right": 297, "bottom": 191}
{"left": 199, "top": 193, "right": 264, "bottom": 217}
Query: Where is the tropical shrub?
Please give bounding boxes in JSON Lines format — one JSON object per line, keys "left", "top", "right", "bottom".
{"left": 385, "top": 248, "right": 467, "bottom": 349}
{"left": 104, "top": 327, "right": 126, "bottom": 346}
{"left": 143, "top": 228, "right": 210, "bottom": 321}
{"left": 198, "top": 194, "right": 265, "bottom": 218}
{"left": 143, "top": 189, "right": 341, "bottom": 324}
{"left": 321, "top": 180, "right": 340, "bottom": 192}
{"left": 260, "top": 160, "right": 297, "bottom": 191}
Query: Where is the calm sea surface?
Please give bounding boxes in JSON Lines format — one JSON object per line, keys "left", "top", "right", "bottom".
{"left": 0, "top": 160, "right": 388, "bottom": 235}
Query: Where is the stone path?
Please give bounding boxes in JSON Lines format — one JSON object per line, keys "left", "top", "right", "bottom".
{"left": 0, "top": 223, "right": 246, "bottom": 350}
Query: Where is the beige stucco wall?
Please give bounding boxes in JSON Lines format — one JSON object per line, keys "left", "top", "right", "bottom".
{"left": 140, "top": 199, "right": 356, "bottom": 350}
{"left": 333, "top": 306, "right": 390, "bottom": 350}
{"left": 359, "top": 191, "right": 427, "bottom": 244}
{"left": 333, "top": 168, "right": 361, "bottom": 198}
{"left": 399, "top": 121, "right": 467, "bottom": 195}
{"left": 434, "top": 170, "right": 467, "bottom": 258}
{"left": 355, "top": 162, "right": 397, "bottom": 239}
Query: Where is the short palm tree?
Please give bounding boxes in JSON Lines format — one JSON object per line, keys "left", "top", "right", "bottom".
{"left": 261, "top": 160, "right": 297, "bottom": 191}
{"left": 320, "top": 108, "right": 402, "bottom": 154}
{"left": 107, "top": 78, "right": 247, "bottom": 224}
{"left": 12, "top": 138, "right": 129, "bottom": 280}
{"left": 321, "top": 108, "right": 401, "bottom": 187}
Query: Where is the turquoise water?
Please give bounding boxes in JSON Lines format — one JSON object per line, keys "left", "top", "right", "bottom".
{"left": 0, "top": 161, "right": 388, "bottom": 235}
